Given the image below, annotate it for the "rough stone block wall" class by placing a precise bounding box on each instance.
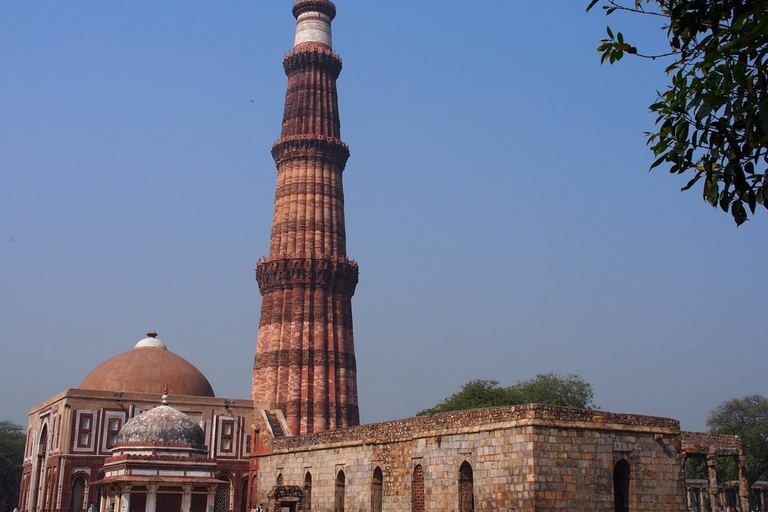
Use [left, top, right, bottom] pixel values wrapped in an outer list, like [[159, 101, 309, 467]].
[[252, 404, 687, 512], [532, 427, 686, 511]]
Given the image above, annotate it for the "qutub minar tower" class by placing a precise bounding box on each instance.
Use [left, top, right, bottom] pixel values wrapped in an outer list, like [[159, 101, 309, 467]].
[[252, 0, 360, 436]]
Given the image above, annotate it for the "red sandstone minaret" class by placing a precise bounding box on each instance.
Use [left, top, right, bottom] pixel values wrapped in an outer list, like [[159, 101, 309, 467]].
[[252, 0, 359, 435]]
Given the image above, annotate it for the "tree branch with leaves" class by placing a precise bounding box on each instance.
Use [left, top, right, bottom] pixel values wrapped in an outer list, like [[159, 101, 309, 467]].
[[588, 0, 768, 225]]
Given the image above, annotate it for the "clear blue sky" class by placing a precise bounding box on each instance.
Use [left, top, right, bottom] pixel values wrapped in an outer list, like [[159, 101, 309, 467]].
[[1, 1, 765, 432]]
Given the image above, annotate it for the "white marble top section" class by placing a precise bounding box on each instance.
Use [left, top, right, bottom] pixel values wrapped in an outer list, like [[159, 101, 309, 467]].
[[295, 11, 332, 47]]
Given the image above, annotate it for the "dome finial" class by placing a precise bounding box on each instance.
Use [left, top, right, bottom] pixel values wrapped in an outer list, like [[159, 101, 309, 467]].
[[162, 384, 169, 405], [135, 331, 167, 349]]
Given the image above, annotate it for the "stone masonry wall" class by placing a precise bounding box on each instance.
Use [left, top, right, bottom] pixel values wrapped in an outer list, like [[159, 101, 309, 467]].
[[253, 404, 687, 512], [532, 426, 686, 511]]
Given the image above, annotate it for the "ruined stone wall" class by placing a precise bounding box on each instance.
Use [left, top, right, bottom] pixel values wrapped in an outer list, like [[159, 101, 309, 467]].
[[253, 404, 687, 512]]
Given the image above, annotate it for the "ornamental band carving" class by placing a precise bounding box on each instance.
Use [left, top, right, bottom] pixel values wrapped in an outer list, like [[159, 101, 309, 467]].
[[254, 348, 357, 372], [283, 46, 342, 79], [256, 256, 358, 294], [272, 136, 349, 167]]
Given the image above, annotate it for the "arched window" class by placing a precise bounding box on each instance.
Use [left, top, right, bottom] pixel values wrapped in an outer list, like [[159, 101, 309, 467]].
[[458, 461, 474, 512], [371, 467, 383, 512], [614, 459, 630, 512], [334, 470, 345, 512], [303, 472, 312, 512], [411, 465, 424, 512], [276, 473, 284, 486], [70, 475, 87, 512], [214, 475, 231, 512]]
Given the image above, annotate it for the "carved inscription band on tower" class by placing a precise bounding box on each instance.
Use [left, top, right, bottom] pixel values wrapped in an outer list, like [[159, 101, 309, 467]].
[[252, 0, 360, 436]]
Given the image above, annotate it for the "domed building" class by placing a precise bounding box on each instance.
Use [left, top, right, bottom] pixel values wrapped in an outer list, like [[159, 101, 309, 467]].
[[19, 333, 253, 512], [96, 399, 222, 512]]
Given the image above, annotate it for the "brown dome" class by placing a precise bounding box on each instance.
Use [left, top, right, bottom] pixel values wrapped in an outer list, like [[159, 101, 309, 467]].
[[79, 333, 215, 397]]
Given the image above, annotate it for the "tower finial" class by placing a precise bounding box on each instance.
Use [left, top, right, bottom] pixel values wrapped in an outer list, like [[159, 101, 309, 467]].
[[162, 384, 169, 405]]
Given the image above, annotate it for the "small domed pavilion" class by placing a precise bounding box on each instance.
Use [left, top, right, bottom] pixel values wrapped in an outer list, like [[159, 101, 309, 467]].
[[96, 395, 222, 512], [19, 332, 254, 512]]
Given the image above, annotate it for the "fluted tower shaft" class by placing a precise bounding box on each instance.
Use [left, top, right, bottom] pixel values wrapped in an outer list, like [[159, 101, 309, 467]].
[[252, 0, 359, 435]]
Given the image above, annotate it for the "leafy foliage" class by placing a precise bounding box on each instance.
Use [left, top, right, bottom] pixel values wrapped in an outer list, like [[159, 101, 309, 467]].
[[707, 394, 768, 484], [0, 421, 25, 508], [416, 373, 596, 416], [587, 0, 768, 225]]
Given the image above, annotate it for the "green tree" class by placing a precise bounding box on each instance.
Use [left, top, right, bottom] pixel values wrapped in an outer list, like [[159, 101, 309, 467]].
[[417, 373, 597, 416], [706, 394, 768, 485], [0, 421, 25, 508], [510, 372, 596, 409], [587, 0, 768, 225]]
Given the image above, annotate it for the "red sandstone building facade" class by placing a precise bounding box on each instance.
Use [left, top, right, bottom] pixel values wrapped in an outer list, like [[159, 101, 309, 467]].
[[19, 334, 252, 512]]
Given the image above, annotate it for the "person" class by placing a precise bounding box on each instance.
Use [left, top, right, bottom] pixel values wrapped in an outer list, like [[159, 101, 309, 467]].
[[87, 503, 95, 512], [256, 505, 263, 512], [12, 507, 20, 512]]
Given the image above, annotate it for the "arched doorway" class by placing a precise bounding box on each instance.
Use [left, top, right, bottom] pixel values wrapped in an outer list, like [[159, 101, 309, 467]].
[[334, 470, 345, 512], [371, 467, 383, 512], [614, 459, 630, 512], [458, 461, 474, 512], [240, 478, 248, 512], [70, 475, 87, 512], [303, 473, 312, 512]]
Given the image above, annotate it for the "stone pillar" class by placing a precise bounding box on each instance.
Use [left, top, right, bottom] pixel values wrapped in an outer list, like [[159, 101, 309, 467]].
[[708, 455, 720, 512], [181, 485, 193, 512], [206, 488, 216, 512], [737, 455, 750, 512], [145, 485, 158, 512], [119, 486, 132, 512]]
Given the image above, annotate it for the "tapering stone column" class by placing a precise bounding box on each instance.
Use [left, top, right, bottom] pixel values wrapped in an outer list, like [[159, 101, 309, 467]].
[[252, 0, 360, 436]]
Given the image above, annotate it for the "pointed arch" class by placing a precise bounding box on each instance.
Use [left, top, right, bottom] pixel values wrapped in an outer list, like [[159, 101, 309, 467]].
[[214, 475, 231, 512], [371, 467, 383, 512], [334, 469, 345, 512], [240, 477, 248, 512], [70, 475, 87, 512], [32, 424, 49, 512], [411, 465, 424, 512], [458, 461, 474, 512], [303, 472, 312, 512], [614, 459, 630, 512]]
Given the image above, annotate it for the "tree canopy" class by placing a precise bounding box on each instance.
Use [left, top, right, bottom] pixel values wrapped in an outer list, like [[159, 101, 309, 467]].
[[0, 421, 25, 509], [587, 0, 768, 225], [416, 373, 597, 416], [707, 394, 768, 485]]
